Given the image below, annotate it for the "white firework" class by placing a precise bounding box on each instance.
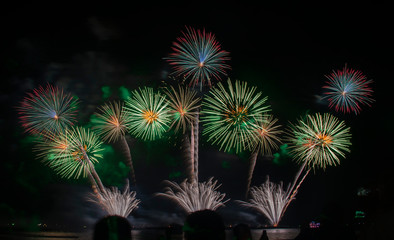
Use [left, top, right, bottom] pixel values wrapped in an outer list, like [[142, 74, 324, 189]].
[[156, 177, 229, 213], [238, 177, 293, 227], [89, 180, 140, 217]]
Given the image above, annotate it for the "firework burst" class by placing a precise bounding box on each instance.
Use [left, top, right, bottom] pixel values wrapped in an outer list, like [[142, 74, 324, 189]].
[[238, 177, 291, 227], [36, 126, 104, 180], [124, 87, 170, 141], [18, 84, 78, 135], [163, 85, 201, 133], [323, 65, 374, 114], [201, 79, 270, 153], [156, 178, 229, 213], [249, 114, 283, 155], [165, 26, 231, 87], [92, 101, 129, 143], [286, 113, 351, 169], [88, 180, 140, 217]]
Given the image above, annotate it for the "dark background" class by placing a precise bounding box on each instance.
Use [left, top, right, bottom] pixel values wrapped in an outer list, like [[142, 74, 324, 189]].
[[1, 2, 392, 236]]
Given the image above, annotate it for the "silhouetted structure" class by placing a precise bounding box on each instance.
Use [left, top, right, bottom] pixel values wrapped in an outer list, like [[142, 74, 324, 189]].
[[183, 209, 225, 240], [93, 215, 132, 240], [233, 223, 252, 240], [260, 230, 269, 240]]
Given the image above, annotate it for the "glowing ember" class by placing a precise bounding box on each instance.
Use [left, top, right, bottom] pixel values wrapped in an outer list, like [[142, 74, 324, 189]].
[[143, 110, 159, 124], [109, 116, 120, 127], [317, 133, 332, 146], [227, 106, 249, 125]]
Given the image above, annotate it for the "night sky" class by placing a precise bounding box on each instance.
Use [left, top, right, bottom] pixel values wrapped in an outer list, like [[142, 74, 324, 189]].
[[1, 2, 393, 233]]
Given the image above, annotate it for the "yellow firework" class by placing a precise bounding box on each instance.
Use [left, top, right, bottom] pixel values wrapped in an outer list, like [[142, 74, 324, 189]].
[[92, 101, 129, 143], [163, 85, 201, 133]]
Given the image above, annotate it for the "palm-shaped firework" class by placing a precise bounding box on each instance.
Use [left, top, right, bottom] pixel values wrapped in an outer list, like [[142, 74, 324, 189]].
[[36, 126, 105, 193], [164, 85, 201, 183], [201, 79, 270, 153], [92, 101, 136, 185], [36, 125, 141, 217], [156, 177, 229, 214], [323, 65, 374, 114], [18, 84, 78, 135], [245, 114, 282, 198], [124, 87, 171, 141], [165, 26, 231, 88], [240, 113, 351, 227], [277, 113, 351, 225], [160, 27, 231, 211]]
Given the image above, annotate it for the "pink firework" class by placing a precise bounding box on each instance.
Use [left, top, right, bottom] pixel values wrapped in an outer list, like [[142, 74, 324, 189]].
[[166, 26, 231, 87], [323, 65, 374, 114]]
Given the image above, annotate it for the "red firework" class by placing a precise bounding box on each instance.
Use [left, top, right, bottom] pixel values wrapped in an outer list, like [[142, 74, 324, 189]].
[[166, 26, 231, 87]]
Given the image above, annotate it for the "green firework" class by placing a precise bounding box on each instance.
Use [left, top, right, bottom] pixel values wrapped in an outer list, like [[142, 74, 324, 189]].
[[201, 79, 270, 153], [124, 87, 170, 141], [286, 112, 351, 169], [163, 85, 201, 133], [92, 101, 129, 143], [36, 126, 104, 179]]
